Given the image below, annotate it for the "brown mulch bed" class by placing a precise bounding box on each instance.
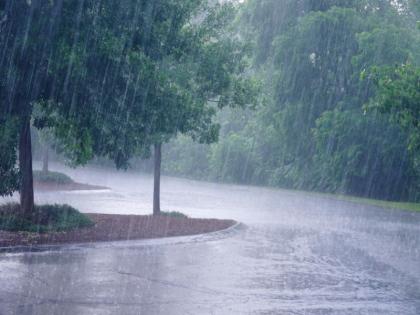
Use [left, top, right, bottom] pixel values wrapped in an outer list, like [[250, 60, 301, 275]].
[[34, 181, 108, 191], [0, 213, 236, 248]]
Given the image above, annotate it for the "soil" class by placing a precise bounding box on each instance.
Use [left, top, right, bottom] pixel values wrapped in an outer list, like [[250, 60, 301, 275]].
[[0, 213, 236, 248]]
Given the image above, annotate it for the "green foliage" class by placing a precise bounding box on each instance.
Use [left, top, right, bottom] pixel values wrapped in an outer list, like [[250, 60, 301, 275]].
[[240, 0, 398, 64], [33, 171, 73, 185], [246, 0, 420, 200], [2, 0, 419, 204], [1, 1, 87, 198], [0, 203, 94, 233], [36, 0, 258, 169], [160, 211, 188, 219], [313, 109, 417, 200], [1, 0, 258, 199], [326, 194, 420, 212], [0, 118, 20, 196], [163, 135, 211, 179], [368, 64, 420, 153], [209, 131, 256, 183], [165, 0, 420, 202]]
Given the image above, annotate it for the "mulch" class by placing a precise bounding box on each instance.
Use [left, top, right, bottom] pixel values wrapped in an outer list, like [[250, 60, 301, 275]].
[[0, 213, 236, 248]]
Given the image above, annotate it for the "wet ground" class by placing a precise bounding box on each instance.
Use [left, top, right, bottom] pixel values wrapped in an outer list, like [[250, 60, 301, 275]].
[[1, 164, 420, 314]]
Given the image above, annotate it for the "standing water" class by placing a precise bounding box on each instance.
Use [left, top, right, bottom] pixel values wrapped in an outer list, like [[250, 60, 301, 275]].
[[1, 164, 419, 314]]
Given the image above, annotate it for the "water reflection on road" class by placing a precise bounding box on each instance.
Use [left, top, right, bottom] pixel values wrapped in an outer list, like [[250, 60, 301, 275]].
[[1, 164, 420, 314]]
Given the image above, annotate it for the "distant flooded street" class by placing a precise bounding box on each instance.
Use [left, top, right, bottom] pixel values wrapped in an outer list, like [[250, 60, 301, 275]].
[[0, 164, 419, 314]]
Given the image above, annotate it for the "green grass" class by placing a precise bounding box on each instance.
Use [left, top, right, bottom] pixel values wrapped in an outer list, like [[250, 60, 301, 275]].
[[33, 170, 73, 184], [317, 193, 420, 212], [334, 195, 420, 212], [0, 203, 94, 233], [160, 211, 188, 218]]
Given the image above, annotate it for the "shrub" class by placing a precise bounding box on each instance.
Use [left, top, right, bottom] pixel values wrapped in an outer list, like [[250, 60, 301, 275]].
[[160, 211, 188, 218], [33, 170, 73, 184], [0, 203, 94, 233]]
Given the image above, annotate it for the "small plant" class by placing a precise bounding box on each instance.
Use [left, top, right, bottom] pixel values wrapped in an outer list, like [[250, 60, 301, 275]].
[[0, 203, 94, 233], [160, 211, 188, 218], [33, 170, 73, 184]]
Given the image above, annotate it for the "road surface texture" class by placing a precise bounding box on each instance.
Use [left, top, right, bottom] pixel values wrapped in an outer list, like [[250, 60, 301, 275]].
[[1, 164, 419, 314]]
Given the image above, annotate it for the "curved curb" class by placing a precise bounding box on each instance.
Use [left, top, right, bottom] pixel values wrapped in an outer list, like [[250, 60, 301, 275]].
[[0, 220, 245, 255]]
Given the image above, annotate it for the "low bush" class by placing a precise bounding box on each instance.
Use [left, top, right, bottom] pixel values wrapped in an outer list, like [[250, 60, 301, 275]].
[[33, 171, 73, 184], [160, 211, 188, 218], [0, 203, 94, 233]]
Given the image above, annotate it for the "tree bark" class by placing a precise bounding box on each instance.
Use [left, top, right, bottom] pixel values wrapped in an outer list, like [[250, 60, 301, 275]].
[[153, 143, 162, 215], [19, 119, 34, 217], [42, 146, 49, 174]]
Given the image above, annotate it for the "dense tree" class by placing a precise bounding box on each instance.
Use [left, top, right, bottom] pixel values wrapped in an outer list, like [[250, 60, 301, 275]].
[[0, 119, 19, 196], [313, 109, 417, 200], [163, 0, 420, 202], [0, 1, 65, 215], [368, 64, 420, 152], [1, 0, 128, 215], [38, 1, 258, 214], [0, 0, 257, 216]]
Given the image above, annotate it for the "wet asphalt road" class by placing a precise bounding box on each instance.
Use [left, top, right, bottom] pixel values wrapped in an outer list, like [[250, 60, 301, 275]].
[[1, 164, 420, 314]]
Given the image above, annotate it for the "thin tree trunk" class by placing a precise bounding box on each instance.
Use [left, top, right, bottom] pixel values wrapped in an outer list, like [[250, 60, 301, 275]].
[[42, 146, 49, 174], [19, 119, 34, 217], [153, 143, 162, 215]]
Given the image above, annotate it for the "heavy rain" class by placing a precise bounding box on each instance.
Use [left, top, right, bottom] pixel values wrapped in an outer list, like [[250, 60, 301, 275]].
[[0, 0, 419, 314]]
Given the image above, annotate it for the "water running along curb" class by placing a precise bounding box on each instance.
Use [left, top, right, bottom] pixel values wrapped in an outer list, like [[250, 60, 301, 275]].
[[0, 220, 244, 254]]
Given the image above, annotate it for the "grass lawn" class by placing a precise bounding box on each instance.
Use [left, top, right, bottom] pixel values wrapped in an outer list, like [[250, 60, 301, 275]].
[[0, 203, 94, 233], [323, 193, 420, 212]]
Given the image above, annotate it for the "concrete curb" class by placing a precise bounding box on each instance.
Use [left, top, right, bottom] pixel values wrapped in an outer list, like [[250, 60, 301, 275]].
[[0, 220, 244, 254]]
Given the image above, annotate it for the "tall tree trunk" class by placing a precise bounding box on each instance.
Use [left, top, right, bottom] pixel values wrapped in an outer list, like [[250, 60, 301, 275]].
[[19, 119, 34, 217], [153, 143, 162, 215], [42, 146, 49, 174]]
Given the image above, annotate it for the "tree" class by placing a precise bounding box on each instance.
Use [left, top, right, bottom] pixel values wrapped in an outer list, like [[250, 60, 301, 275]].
[[34, 1, 258, 215], [1, 0, 150, 215], [0, 1, 64, 216], [132, 0, 420, 202], [34, 128, 56, 174], [313, 108, 417, 200], [145, 3, 259, 214], [160, 0, 420, 201], [0, 119, 20, 196], [368, 64, 420, 154]]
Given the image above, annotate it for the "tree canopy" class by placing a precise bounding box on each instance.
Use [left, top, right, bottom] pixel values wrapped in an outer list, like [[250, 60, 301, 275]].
[[163, 0, 420, 202], [0, 0, 257, 214]]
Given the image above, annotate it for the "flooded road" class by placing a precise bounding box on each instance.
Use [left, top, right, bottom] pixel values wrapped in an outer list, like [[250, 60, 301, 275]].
[[1, 164, 420, 314]]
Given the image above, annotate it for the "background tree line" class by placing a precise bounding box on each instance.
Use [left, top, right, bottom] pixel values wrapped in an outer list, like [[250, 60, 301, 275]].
[[162, 0, 420, 202]]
